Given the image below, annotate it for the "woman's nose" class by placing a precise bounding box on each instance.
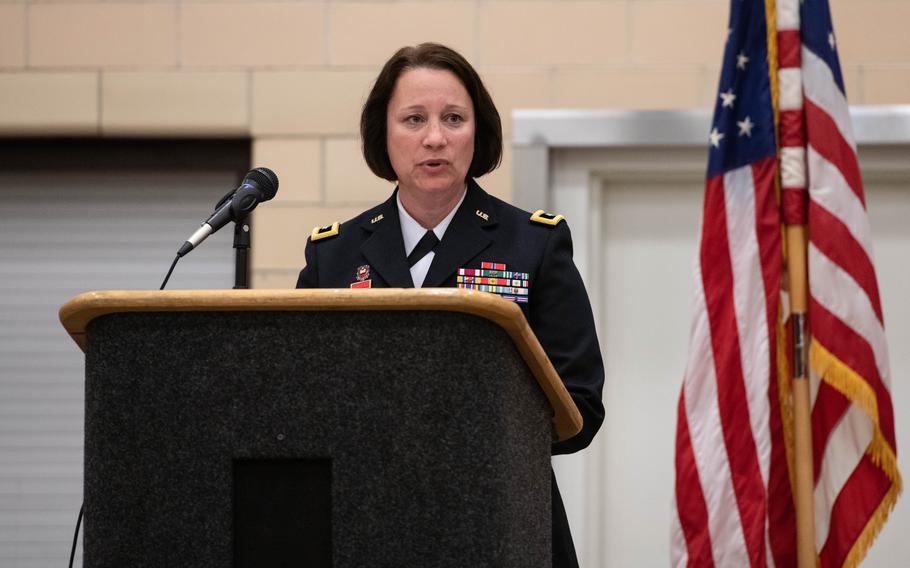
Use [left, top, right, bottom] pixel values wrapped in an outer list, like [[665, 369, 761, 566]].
[[422, 120, 447, 147]]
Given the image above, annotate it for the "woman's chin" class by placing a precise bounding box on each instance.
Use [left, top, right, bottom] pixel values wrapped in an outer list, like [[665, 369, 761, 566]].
[[403, 179, 465, 199]]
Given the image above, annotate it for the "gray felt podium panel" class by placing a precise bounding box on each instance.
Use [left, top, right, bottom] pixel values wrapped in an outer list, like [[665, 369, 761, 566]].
[[81, 309, 553, 567]]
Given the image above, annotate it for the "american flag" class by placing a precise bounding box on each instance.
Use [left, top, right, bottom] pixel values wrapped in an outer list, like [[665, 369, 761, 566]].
[[671, 0, 901, 566]]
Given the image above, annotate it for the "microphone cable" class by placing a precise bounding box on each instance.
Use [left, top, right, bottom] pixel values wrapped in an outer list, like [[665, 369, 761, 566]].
[[68, 503, 83, 568], [160, 255, 180, 290], [68, 168, 277, 562], [159, 184, 231, 290], [68, 228, 176, 567], [71, 208, 181, 565]]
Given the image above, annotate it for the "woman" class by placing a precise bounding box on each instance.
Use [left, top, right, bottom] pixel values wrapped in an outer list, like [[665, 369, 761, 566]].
[[297, 43, 604, 567]]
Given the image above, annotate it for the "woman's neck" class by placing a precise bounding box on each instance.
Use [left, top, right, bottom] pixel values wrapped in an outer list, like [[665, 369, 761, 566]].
[[398, 183, 467, 229]]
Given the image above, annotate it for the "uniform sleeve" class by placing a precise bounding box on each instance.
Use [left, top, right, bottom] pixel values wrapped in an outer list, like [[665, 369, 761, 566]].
[[529, 221, 605, 455], [295, 238, 318, 289]]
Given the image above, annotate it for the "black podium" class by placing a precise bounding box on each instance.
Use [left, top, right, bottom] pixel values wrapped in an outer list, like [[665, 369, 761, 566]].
[[60, 289, 582, 567]]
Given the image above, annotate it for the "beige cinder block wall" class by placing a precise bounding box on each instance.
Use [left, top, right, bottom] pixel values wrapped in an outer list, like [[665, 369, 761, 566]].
[[1, 0, 908, 288]]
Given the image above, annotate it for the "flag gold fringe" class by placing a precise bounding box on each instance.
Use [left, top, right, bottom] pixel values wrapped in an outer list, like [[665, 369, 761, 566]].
[[765, 0, 780, 142], [777, 308, 798, 504], [843, 483, 902, 568], [809, 338, 901, 481], [769, 0, 793, 502], [809, 337, 903, 568], [810, 338, 879, 421]]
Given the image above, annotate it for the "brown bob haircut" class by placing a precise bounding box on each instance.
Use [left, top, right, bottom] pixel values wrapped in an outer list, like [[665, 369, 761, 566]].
[[361, 43, 503, 182]]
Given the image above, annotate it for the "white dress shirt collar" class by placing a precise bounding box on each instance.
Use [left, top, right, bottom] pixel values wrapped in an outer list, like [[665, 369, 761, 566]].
[[397, 186, 467, 287]]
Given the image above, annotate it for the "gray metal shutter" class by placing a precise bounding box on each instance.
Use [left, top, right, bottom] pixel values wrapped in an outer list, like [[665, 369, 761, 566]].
[[0, 170, 238, 567]]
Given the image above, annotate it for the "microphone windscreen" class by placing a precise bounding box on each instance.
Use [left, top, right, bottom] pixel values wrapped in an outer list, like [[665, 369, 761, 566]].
[[246, 167, 279, 200]]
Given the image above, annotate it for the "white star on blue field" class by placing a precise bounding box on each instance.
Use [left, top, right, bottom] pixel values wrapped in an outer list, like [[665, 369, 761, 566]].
[[707, 0, 776, 178]]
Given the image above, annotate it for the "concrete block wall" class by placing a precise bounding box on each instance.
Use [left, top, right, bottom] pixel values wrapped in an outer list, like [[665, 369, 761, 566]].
[[0, 0, 908, 287]]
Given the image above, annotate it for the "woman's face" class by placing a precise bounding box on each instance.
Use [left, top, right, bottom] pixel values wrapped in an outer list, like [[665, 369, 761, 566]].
[[386, 67, 475, 201]]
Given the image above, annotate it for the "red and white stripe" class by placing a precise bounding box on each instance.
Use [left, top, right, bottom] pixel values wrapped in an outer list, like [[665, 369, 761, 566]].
[[673, 154, 786, 567], [777, 0, 808, 226], [673, 0, 803, 563], [672, 0, 900, 564], [803, 30, 900, 568]]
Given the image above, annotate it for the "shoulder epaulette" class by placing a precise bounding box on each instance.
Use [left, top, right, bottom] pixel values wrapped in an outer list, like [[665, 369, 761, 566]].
[[311, 221, 340, 242], [530, 210, 565, 226]]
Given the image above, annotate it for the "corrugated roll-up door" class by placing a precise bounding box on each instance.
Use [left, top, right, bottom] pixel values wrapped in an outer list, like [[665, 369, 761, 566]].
[[0, 170, 239, 567]]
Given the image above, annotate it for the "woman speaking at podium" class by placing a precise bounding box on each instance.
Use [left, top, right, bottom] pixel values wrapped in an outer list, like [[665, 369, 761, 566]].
[[296, 43, 604, 567]]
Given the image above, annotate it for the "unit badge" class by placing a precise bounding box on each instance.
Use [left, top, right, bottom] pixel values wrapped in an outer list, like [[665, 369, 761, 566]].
[[351, 264, 372, 288], [457, 262, 529, 303]]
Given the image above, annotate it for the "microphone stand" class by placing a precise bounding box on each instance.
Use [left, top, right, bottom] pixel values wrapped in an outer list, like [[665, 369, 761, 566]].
[[233, 217, 251, 289]]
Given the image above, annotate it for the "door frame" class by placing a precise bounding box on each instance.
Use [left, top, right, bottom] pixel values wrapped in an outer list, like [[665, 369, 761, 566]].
[[510, 106, 910, 565]]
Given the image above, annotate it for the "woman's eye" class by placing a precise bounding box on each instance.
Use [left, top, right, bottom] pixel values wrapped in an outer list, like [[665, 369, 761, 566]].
[[405, 115, 423, 124], [445, 114, 463, 124]]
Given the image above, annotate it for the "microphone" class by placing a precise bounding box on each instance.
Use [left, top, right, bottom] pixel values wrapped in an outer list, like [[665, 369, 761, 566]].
[[177, 167, 279, 257]]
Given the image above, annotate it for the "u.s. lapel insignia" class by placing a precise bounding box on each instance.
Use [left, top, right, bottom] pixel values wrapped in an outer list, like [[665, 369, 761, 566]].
[[370, 214, 384, 224], [351, 264, 372, 288], [475, 209, 489, 221], [456, 262, 529, 303]]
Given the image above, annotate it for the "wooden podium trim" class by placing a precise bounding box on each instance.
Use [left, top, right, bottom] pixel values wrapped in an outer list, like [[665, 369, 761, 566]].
[[60, 289, 583, 441]]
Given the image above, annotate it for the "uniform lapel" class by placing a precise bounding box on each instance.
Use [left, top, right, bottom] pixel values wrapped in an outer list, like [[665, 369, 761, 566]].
[[422, 181, 496, 288], [360, 192, 414, 288]]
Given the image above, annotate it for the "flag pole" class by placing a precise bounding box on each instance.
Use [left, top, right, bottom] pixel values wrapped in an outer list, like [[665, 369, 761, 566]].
[[769, 0, 816, 559], [785, 223, 816, 567]]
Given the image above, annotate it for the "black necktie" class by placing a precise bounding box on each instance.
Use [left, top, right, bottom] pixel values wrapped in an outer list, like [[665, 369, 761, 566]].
[[407, 230, 439, 267]]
